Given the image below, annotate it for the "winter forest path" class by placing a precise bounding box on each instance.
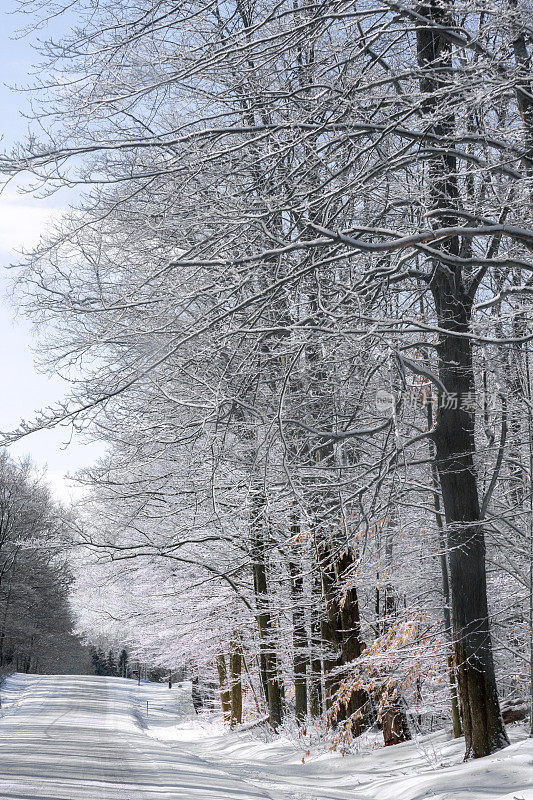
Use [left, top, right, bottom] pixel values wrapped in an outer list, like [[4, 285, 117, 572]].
[[0, 674, 271, 800]]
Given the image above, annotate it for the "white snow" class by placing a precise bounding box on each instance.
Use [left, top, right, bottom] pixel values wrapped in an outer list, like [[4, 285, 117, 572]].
[[0, 674, 269, 799], [0, 673, 532, 800]]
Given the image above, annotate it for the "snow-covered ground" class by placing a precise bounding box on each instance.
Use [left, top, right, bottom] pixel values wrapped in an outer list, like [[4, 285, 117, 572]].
[[0, 673, 269, 799], [0, 674, 531, 800]]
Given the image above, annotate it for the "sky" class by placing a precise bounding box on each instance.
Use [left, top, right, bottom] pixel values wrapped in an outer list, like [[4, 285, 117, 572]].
[[0, 1, 105, 502]]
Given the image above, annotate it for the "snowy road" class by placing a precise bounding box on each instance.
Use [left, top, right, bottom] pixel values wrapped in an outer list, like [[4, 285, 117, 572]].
[[1, 674, 532, 800], [0, 674, 270, 800]]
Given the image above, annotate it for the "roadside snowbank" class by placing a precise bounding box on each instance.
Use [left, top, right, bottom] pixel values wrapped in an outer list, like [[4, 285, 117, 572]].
[[133, 680, 533, 800]]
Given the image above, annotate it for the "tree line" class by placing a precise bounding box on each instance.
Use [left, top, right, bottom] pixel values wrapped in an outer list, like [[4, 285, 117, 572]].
[[0, 452, 87, 676], [90, 648, 129, 678]]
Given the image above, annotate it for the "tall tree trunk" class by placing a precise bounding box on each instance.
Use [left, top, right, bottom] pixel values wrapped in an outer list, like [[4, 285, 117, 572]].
[[289, 523, 308, 723], [309, 574, 324, 717], [215, 653, 232, 724], [318, 542, 369, 733], [416, 0, 508, 758], [251, 490, 283, 730], [319, 545, 342, 716], [335, 549, 370, 734], [229, 640, 243, 727], [433, 305, 508, 757], [508, 0, 533, 213], [427, 394, 462, 739], [379, 522, 411, 746]]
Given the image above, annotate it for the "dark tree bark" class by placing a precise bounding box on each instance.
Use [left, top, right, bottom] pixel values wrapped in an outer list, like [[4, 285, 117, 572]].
[[381, 689, 412, 747], [215, 653, 232, 724], [416, 0, 509, 758], [251, 491, 283, 730], [378, 523, 411, 746], [509, 0, 533, 211], [432, 306, 508, 757], [289, 544, 308, 723], [319, 544, 342, 716], [309, 573, 324, 717], [318, 542, 369, 734], [229, 640, 243, 727], [335, 550, 370, 734], [427, 394, 462, 739]]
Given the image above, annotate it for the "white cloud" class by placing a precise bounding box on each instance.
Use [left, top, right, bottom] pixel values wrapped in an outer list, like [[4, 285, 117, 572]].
[[0, 190, 62, 256], [45, 471, 90, 506]]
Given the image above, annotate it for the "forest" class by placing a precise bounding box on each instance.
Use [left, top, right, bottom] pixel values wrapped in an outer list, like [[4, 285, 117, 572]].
[[0, 452, 87, 676], [1, 0, 533, 765]]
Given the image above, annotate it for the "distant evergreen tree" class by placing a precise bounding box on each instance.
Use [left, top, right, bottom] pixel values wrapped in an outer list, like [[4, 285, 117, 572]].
[[89, 646, 131, 677], [90, 647, 100, 674], [118, 648, 128, 677], [96, 648, 107, 675], [106, 650, 118, 676], [90, 647, 107, 675]]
